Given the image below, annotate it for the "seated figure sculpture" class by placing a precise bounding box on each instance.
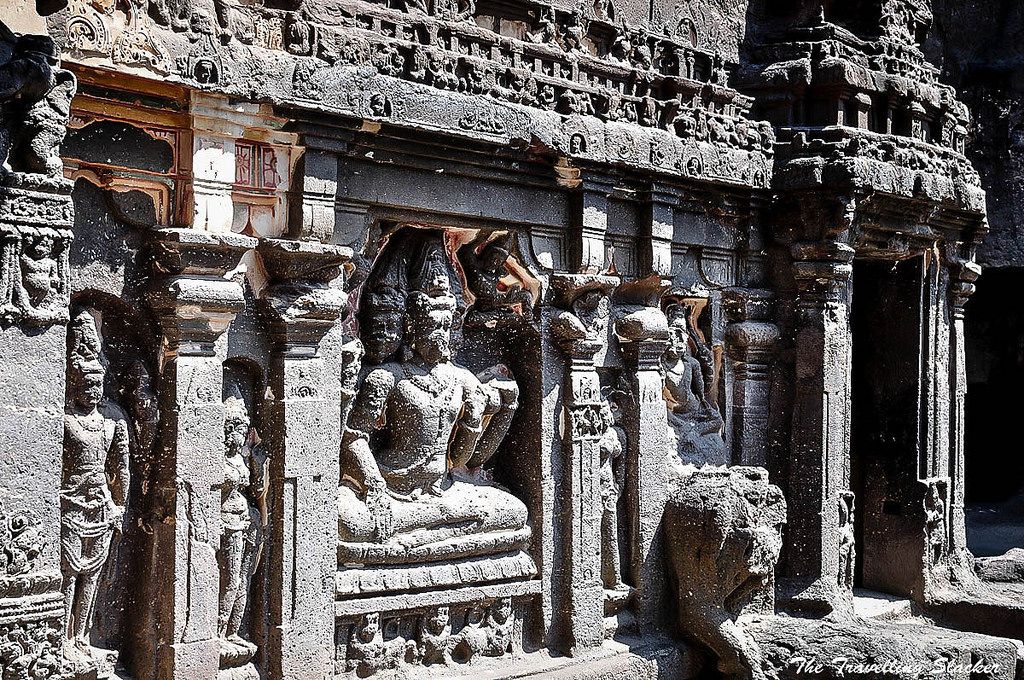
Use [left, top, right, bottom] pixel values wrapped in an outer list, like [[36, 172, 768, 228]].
[[338, 238, 529, 567], [663, 301, 727, 467]]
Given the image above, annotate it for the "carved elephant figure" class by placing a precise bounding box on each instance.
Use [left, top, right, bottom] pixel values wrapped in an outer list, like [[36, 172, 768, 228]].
[[665, 466, 786, 680]]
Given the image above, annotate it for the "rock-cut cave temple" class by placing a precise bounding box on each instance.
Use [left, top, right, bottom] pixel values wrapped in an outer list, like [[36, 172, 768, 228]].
[[0, 0, 1023, 678]]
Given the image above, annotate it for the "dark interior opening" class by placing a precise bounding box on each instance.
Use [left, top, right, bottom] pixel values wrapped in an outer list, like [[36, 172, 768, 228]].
[[964, 268, 1024, 557], [851, 256, 924, 593]]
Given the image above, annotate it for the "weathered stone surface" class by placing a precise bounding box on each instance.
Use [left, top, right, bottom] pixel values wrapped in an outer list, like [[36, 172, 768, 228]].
[[0, 0, 1022, 679]]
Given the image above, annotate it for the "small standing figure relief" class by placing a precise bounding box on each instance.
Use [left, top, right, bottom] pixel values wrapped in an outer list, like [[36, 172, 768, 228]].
[[19, 233, 60, 309], [61, 310, 130, 679], [837, 491, 856, 590], [347, 613, 385, 676], [483, 597, 514, 656], [598, 397, 629, 597], [7, 229, 69, 326], [217, 389, 268, 675], [925, 481, 947, 566], [347, 613, 405, 675], [662, 302, 726, 468], [458, 232, 532, 327], [418, 606, 453, 665]]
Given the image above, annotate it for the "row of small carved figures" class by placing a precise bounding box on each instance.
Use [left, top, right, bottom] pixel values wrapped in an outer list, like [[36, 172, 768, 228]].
[[786, 132, 981, 185], [294, 33, 773, 151], [342, 599, 514, 674], [298, 8, 733, 89], [758, 37, 944, 90], [0, 620, 61, 678], [189, 0, 733, 95]]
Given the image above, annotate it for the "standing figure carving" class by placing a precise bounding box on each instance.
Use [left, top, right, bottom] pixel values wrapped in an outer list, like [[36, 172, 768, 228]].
[[218, 388, 267, 677], [837, 491, 856, 589], [61, 309, 129, 678], [598, 395, 628, 594], [338, 230, 529, 564], [925, 480, 947, 567], [663, 302, 726, 467]]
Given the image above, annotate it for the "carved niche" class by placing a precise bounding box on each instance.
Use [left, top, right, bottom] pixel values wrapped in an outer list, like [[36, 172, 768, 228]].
[[62, 308, 131, 679], [335, 226, 537, 675], [662, 296, 726, 468]]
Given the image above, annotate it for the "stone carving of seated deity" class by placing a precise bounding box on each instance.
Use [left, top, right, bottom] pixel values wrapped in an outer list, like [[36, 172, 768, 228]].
[[663, 301, 727, 468], [338, 263, 528, 565]]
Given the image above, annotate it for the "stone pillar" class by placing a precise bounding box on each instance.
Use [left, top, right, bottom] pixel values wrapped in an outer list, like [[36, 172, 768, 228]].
[[572, 176, 614, 274], [782, 238, 854, 615], [143, 229, 253, 680], [640, 184, 676, 277], [550, 274, 617, 655], [613, 291, 671, 628], [946, 250, 980, 561], [257, 238, 350, 680], [723, 288, 779, 468], [0, 176, 74, 677]]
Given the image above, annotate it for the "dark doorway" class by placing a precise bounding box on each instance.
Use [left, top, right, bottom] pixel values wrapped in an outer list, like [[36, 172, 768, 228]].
[[964, 268, 1024, 557], [850, 256, 924, 593]]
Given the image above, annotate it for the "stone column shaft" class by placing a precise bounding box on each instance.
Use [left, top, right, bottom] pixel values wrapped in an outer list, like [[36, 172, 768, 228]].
[[615, 304, 671, 627], [550, 274, 617, 655], [143, 230, 252, 680], [258, 239, 350, 680], [947, 255, 980, 558], [783, 240, 854, 614]]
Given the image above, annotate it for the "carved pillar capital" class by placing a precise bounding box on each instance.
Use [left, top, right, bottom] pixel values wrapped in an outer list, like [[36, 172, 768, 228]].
[[549, 273, 618, 362], [615, 307, 670, 367], [723, 288, 780, 363], [723, 288, 779, 469], [945, 253, 981, 317], [256, 238, 351, 352], [614, 275, 672, 367], [144, 229, 253, 353]]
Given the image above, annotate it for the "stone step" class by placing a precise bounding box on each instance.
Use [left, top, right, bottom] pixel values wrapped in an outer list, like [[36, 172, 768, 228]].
[[853, 588, 916, 622]]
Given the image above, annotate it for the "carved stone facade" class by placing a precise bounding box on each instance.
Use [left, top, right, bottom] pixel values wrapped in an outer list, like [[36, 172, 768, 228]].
[[0, 0, 1021, 679]]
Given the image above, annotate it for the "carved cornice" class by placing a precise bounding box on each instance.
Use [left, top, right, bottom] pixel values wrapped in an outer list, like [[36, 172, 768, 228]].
[[52, 0, 774, 189]]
